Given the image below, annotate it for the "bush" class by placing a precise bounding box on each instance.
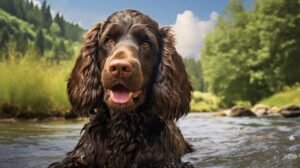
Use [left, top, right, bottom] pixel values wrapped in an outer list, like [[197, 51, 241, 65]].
[[190, 91, 221, 112]]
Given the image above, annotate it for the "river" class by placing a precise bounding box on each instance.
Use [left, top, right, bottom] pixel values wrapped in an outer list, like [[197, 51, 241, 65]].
[[0, 113, 299, 168]]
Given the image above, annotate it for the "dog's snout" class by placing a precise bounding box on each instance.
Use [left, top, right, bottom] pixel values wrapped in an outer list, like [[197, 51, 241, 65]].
[[107, 43, 138, 78], [108, 59, 133, 78]]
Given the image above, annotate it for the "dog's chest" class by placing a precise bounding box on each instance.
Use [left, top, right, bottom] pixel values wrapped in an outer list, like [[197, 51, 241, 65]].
[[95, 114, 164, 167]]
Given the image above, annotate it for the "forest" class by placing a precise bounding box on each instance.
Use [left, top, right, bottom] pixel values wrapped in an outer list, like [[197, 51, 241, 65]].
[[201, 0, 300, 106], [0, 0, 83, 61], [0, 0, 299, 118]]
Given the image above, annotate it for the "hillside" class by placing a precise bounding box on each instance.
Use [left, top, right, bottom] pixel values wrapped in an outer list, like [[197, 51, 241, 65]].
[[0, 9, 35, 39], [0, 0, 84, 61], [0, 0, 84, 41], [259, 84, 300, 107]]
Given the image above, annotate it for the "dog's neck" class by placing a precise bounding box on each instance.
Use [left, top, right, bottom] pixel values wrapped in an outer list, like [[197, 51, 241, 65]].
[[90, 107, 165, 136], [85, 107, 166, 166]]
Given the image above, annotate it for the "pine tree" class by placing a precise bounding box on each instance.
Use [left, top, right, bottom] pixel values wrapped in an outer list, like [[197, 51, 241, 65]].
[[16, 33, 28, 54], [53, 39, 66, 64], [54, 13, 65, 37], [41, 1, 52, 28], [0, 28, 10, 47], [35, 29, 45, 56]]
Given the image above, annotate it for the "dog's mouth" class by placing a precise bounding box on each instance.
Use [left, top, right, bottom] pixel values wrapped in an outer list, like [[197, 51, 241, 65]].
[[108, 84, 142, 104], [103, 82, 144, 112]]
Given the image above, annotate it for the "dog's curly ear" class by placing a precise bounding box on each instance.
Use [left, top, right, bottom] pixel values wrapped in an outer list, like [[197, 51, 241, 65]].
[[67, 23, 103, 117], [153, 27, 192, 121]]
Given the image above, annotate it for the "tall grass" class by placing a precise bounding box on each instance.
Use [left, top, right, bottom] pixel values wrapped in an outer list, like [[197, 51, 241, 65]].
[[259, 83, 300, 107], [0, 49, 74, 117]]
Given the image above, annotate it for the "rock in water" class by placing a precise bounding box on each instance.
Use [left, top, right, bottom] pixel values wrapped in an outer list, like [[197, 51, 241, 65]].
[[279, 105, 300, 118], [251, 104, 272, 116], [228, 106, 256, 117]]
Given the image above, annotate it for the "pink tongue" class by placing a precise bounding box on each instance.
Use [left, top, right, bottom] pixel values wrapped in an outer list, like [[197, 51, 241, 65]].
[[111, 90, 131, 103]]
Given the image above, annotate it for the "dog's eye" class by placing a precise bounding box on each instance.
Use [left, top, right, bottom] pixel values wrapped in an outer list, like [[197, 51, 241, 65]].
[[141, 42, 150, 50], [105, 38, 115, 47]]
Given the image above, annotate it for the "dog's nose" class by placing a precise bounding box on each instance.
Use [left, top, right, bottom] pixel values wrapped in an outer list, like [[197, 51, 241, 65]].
[[108, 59, 133, 78]]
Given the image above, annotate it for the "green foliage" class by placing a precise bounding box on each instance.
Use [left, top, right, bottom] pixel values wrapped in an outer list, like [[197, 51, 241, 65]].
[[0, 8, 80, 62], [260, 83, 300, 107], [35, 29, 45, 56], [184, 58, 205, 91], [41, 1, 52, 28], [0, 0, 84, 41], [0, 0, 84, 62], [201, 0, 300, 105], [50, 21, 61, 36], [190, 91, 220, 112], [0, 47, 74, 117]]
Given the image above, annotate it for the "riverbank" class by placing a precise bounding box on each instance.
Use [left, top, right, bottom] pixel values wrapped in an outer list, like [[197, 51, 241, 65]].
[[0, 102, 77, 120], [1, 103, 300, 120], [259, 84, 300, 107], [191, 84, 300, 114], [1, 85, 299, 119], [213, 104, 300, 118]]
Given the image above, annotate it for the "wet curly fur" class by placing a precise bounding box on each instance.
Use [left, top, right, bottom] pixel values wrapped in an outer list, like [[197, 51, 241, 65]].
[[49, 10, 194, 168]]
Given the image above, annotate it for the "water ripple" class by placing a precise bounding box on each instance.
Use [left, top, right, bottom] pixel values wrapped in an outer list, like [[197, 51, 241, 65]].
[[1, 114, 300, 168]]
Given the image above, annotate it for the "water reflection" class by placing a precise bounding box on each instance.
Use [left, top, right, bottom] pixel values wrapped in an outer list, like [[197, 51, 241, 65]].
[[0, 114, 300, 168]]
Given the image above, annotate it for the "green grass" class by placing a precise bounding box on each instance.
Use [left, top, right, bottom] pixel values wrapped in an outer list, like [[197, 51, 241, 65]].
[[259, 84, 300, 107], [0, 8, 82, 118], [0, 52, 222, 116], [0, 51, 74, 118], [190, 91, 220, 112]]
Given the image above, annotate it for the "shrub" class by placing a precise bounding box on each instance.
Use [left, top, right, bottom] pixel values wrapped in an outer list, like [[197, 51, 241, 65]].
[[190, 91, 221, 112]]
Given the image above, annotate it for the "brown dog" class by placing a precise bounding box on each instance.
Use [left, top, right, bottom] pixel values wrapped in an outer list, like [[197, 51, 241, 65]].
[[49, 9, 194, 168]]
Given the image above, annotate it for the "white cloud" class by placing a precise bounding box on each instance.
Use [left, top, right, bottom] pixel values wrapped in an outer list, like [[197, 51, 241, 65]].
[[172, 10, 218, 59]]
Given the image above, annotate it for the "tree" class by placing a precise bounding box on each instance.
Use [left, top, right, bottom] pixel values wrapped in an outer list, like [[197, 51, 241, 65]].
[[184, 58, 205, 91], [201, 0, 300, 105], [252, 0, 300, 86], [0, 28, 10, 59], [0, 0, 84, 59], [202, 0, 253, 105], [35, 29, 45, 56], [54, 13, 65, 37], [16, 33, 29, 54], [52, 39, 66, 64], [50, 22, 61, 36], [0, 28, 10, 47], [41, 1, 52, 28]]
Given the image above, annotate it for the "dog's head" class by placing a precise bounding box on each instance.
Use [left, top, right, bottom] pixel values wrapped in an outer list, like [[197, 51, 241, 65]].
[[67, 10, 192, 120]]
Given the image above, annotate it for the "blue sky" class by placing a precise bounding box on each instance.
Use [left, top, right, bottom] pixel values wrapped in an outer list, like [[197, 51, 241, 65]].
[[31, 0, 253, 59], [38, 0, 229, 28]]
